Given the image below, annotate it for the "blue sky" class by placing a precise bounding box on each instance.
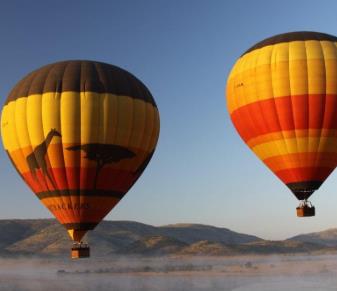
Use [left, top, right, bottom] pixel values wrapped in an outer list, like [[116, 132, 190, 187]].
[[1, 0, 337, 239]]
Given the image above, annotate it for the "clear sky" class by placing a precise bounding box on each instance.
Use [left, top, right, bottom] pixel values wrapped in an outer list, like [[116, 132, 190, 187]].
[[1, 0, 337, 240]]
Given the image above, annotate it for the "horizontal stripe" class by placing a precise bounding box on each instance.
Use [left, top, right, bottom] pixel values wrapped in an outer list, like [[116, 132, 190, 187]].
[[229, 41, 337, 77], [263, 152, 337, 172], [41, 195, 120, 207], [5, 60, 157, 107], [227, 79, 337, 114], [8, 143, 150, 172], [36, 189, 125, 199], [20, 166, 139, 194], [227, 38, 337, 113], [287, 181, 323, 200], [41, 196, 120, 225], [275, 166, 333, 184], [247, 129, 337, 148], [243, 31, 337, 56], [1, 93, 159, 150], [228, 57, 337, 84], [230, 95, 337, 142], [252, 137, 337, 160], [286, 180, 322, 192], [63, 223, 98, 230]]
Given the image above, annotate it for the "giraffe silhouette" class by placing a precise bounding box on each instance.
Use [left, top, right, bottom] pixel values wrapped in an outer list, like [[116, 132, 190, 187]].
[[26, 128, 62, 189]]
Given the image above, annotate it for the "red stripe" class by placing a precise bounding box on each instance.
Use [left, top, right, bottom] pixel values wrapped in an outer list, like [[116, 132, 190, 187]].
[[263, 152, 337, 171], [21, 167, 139, 193], [231, 94, 337, 142], [275, 166, 335, 184]]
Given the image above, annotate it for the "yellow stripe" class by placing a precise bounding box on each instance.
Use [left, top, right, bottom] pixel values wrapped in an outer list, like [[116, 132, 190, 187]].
[[227, 41, 337, 114], [227, 59, 337, 113], [1, 102, 19, 152], [252, 136, 337, 160], [246, 129, 337, 148], [1, 92, 159, 151], [235, 40, 337, 71]]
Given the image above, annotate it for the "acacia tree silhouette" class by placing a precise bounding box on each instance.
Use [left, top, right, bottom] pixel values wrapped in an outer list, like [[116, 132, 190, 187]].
[[67, 143, 136, 189]]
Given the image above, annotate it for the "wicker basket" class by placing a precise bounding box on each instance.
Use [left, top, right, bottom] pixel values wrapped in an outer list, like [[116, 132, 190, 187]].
[[296, 206, 315, 217], [71, 246, 90, 259]]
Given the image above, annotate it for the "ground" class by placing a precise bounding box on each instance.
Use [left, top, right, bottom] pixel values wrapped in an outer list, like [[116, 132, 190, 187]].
[[0, 254, 336, 290]]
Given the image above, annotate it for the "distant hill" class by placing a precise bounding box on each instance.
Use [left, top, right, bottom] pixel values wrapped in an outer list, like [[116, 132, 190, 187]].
[[0, 219, 336, 257], [158, 224, 260, 244], [121, 235, 188, 255], [289, 228, 337, 247]]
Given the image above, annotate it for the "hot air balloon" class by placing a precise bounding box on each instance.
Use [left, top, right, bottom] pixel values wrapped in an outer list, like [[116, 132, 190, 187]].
[[226, 31, 337, 217], [1, 60, 160, 257]]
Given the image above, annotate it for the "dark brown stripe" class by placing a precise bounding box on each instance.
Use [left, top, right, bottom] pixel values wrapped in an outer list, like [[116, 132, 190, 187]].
[[5, 60, 157, 107], [286, 181, 322, 200], [243, 31, 337, 56], [63, 223, 98, 230], [36, 189, 125, 199]]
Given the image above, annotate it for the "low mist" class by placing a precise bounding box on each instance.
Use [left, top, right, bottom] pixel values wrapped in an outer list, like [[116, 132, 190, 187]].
[[0, 254, 336, 290]]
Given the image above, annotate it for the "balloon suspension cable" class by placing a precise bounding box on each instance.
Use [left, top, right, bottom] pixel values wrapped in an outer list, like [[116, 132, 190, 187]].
[[296, 196, 315, 217], [298, 199, 314, 208], [73, 241, 89, 248]]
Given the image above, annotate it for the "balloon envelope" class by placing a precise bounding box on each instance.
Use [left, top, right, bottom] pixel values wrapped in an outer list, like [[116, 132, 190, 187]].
[[226, 31, 337, 201], [1, 60, 160, 242]]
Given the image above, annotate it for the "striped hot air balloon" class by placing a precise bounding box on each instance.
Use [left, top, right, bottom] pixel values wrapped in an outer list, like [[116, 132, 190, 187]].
[[1, 60, 160, 257], [226, 31, 337, 217]]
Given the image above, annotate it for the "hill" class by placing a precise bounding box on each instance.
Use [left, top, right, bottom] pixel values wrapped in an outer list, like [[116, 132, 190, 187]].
[[289, 228, 337, 247], [0, 219, 336, 257], [158, 223, 260, 244]]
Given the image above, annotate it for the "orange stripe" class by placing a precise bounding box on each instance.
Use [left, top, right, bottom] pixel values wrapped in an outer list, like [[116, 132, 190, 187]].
[[275, 166, 334, 184], [7, 143, 151, 173], [263, 152, 337, 172], [41, 196, 120, 225], [247, 129, 337, 148], [230, 94, 337, 143]]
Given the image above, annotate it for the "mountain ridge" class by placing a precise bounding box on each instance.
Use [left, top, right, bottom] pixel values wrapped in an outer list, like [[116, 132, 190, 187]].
[[0, 219, 336, 257]]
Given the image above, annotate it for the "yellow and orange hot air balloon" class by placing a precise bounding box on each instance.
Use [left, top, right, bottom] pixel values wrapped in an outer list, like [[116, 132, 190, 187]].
[[226, 31, 337, 217], [1, 60, 160, 257]]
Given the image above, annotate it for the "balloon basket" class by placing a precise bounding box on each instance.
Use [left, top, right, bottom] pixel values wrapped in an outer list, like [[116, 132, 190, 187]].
[[71, 242, 90, 259], [296, 201, 315, 217]]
